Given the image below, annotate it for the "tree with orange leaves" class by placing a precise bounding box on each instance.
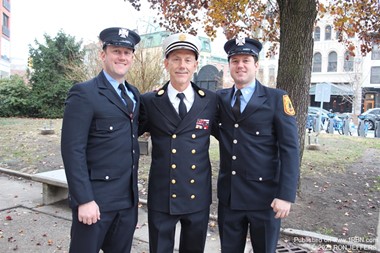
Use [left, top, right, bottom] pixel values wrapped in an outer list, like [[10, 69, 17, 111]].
[[125, 0, 380, 161]]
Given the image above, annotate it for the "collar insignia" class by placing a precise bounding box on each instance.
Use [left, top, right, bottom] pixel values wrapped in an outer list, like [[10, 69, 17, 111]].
[[198, 90, 205, 97], [157, 89, 165, 96]]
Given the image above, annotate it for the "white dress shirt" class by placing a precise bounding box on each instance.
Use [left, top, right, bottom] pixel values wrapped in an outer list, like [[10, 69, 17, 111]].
[[167, 83, 195, 114]]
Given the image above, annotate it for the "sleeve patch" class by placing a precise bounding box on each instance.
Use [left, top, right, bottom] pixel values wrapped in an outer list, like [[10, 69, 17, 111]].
[[283, 95, 295, 116]]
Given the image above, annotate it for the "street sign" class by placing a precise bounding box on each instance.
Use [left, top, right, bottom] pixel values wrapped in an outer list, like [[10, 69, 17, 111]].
[[315, 83, 331, 102]]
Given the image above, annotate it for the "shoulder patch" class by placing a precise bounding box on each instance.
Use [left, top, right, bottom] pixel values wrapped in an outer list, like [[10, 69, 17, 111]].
[[283, 95, 295, 116]]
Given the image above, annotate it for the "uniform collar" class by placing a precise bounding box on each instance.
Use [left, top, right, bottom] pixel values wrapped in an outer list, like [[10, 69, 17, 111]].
[[168, 82, 195, 102], [234, 80, 256, 101]]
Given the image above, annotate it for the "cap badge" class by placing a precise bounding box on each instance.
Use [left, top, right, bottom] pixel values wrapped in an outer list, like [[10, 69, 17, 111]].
[[179, 34, 187, 41], [119, 28, 129, 38], [236, 36, 245, 46]]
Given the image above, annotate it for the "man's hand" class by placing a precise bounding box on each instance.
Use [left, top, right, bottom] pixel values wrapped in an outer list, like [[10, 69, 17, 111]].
[[78, 201, 100, 225], [271, 198, 291, 219]]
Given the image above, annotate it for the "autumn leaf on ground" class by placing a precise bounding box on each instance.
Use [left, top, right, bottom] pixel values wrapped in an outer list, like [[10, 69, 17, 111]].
[[5, 216, 12, 220]]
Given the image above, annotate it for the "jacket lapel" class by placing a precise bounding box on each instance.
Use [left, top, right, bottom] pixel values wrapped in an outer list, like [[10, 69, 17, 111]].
[[239, 81, 267, 121], [176, 93, 210, 133], [96, 72, 132, 117], [219, 87, 235, 120], [151, 91, 181, 127]]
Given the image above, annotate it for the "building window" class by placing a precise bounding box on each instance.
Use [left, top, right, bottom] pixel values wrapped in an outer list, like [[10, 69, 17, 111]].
[[202, 41, 211, 52], [314, 27, 320, 41], [312, 53, 322, 72], [145, 36, 153, 47], [343, 51, 354, 72], [328, 51, 337, 72], [370, 67, 380, 83], [2, 14, 10, 37], [325, 25, 332, 40], [372, 44, 380, 60]]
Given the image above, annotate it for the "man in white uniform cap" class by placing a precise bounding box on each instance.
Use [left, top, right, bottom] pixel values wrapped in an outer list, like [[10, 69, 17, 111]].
[[139, 33, 218, 253]]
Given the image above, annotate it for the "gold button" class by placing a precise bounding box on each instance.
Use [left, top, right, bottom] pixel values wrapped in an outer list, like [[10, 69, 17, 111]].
[[233, 139, 238, 144], [171, 179, 176, 184], [172, 194, 177, 198], [191, 165, 196, 170], [171, 164, 177, 169], [105, 176, 110, 180], [232, 171, 236, 175], [256, 131, 260, 135], [259, 177, 263, 181], [172, 149, 177, 154], [190, 195, 195, 199], [109, 126, 113, 131], [234, 123, 239, 128], [191, 149, 196, 154], [190, 179, 195, 184], [232, 155, 237, 160], [172, 134, 177, 139], [192, 134, 196, 139]]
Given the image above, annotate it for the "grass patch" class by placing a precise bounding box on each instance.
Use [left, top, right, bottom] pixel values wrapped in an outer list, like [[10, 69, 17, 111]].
[[302, 133, 380, 176]]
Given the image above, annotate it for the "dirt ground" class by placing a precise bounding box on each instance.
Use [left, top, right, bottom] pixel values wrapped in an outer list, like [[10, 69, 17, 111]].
[[0, 118, 379, 250]]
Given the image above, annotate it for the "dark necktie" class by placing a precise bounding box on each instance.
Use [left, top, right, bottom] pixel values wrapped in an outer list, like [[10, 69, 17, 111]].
[[232, 89, 242, 119], [177, 93, 187, 119], [119, 83, 134, 115]]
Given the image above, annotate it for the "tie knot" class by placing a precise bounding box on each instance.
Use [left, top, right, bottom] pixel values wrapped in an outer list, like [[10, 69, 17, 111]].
[[235, 89, 242, 97], [119, 83, 126, 92], [177, 93, 185, 100]]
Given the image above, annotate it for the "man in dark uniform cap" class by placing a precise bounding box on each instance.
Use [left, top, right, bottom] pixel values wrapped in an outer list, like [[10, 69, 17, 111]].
[[139, 33, 218, 253], [216, 35, 300, 253], [61, 27, 141, 253]]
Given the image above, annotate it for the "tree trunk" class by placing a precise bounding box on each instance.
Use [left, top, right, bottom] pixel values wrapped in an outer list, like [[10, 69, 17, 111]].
[[276, 0, 317, 164]]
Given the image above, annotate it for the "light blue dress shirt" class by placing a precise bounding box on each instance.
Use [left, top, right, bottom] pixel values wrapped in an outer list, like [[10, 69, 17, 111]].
[[103, 70, 136, 110], [231, 80, 256, 113]]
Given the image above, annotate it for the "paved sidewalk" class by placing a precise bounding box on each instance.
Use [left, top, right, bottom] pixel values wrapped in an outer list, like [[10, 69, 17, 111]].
[[0, 172, 319, 253]]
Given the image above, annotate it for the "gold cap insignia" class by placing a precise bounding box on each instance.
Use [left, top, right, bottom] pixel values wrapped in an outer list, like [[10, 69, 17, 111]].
[[157, 89, 165, 96], [198, 90, 205, 97], [179, 34, 186, 41], [283, 95, 295, 116]]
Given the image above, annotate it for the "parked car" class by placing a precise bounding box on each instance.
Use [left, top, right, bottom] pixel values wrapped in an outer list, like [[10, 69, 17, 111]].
[[359, 108, 380, 130]]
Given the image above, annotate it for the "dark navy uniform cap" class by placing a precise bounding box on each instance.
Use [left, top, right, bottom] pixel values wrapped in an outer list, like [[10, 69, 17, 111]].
[[224, 36, 262, 58], [99, 27, 141, 50]]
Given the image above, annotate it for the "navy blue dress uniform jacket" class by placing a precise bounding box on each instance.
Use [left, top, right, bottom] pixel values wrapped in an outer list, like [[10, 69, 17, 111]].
[[139, 82, 218, 215], [61, 71, 140, 212], [216, 81, 300, 210]]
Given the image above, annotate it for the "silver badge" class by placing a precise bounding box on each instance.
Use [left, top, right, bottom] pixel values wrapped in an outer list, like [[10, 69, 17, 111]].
[[119, 28, 129, 38], [236, 35, 245, 46]]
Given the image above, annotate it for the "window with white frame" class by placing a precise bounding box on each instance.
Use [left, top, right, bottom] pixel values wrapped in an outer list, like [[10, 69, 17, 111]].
[[370, 67, 380, 83], [325, 25, 332, 40], [371, 44, 380, 60], [343, 51, 354, 72], [314, 27, 320, 41], [328, 51, 337, 72], [312, 53, 322, 72]]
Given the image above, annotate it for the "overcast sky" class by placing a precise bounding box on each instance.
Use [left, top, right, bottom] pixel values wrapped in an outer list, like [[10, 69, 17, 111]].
[[11, 0, 154, 63], [11, 0, 227, 65]]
